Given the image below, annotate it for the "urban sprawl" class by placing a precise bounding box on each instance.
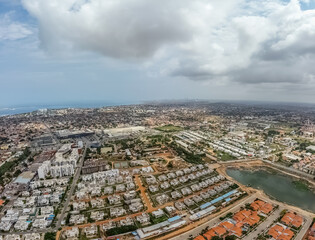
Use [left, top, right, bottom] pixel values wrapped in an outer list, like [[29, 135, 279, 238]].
[[0, 102, 315, 240]]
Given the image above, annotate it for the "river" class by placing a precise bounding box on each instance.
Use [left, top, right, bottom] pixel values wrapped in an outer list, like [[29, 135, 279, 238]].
[[226, 168, 315, 213]]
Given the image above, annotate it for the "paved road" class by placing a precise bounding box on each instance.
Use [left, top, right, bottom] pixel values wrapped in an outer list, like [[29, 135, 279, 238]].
[[296, 216, 313, 240], [169, 194, 258, 240], [262, 159, 315, 180], [55, 146, 87, 229], [242, 208, 281, 240], [169, 191, 315, 240]]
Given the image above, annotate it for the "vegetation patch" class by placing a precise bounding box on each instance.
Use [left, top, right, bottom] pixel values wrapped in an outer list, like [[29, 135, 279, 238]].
[[155, 125, 183, 132], [44, 232, 56, 240], [106, 225, 137, 236], [292, 180, 309, 191], [171, 144, 204, 164]]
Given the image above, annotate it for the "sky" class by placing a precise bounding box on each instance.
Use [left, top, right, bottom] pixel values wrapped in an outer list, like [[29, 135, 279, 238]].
[[1, 0, 315, 107]]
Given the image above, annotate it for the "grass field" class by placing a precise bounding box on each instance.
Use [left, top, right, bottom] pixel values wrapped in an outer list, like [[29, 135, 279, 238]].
[[155, 125, 183, 132], [218, 152, 236, 161]]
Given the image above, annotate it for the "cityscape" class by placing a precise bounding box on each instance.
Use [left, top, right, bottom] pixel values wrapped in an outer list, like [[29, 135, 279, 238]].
[[0, 102, 315, 240], [1, 0, 315, 240]]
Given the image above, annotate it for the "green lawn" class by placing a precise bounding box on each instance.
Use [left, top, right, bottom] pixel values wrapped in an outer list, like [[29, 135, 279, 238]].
[[219, 152, 236, 161]]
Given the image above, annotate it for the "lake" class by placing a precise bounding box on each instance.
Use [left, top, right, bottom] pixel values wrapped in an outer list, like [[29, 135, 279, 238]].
[[226, 168, 315, 213]]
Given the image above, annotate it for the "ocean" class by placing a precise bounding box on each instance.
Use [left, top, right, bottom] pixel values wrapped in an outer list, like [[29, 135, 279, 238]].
[[0, 101, 139, 116]]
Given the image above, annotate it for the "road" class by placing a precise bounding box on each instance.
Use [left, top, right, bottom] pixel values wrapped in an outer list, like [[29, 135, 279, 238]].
[[262, 159, 315, 181], [55, 145, 87, 229], [168, 189, 315, 240], [168, 194, 257, 240], [219, 158, 315, 182], [295, 216, 313, 240], [134, 175, 154, 212], [242, 208, 281, 240]]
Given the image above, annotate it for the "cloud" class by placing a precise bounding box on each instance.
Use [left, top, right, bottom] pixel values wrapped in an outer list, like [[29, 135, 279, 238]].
[[21, 0, 198, 59], [21, 0, 315, 87], [0, 13, 32, 40]]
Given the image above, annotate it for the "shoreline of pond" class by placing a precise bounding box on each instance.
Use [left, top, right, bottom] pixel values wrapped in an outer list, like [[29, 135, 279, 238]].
[[225, 166, 315, 213]]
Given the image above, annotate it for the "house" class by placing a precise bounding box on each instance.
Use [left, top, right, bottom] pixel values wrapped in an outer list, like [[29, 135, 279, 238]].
[[3, 235, 20, 240], [32, 219, 48, 229], [167, 172, 176, 179], [152, 209, 165, 218], [90, 211, 105, 221], [136, 213, 150, 225], [250, 200, 273, 215], [170, 179, 179, 186], [69, 214, 85, 225], [208, 189, 217, 196], [149, 185, 159, 193], [126, 182, 136, 190], [83, 225, 98, 238], [268, 223, 294, 240], [181, 187, 192, 196], [200, 191, 210, 200], [115, 184, 126, 193], [184, 198, 195, 207], [188, 173, 196, 180], [123, 190, 137, 200], [23, 233, 41, 240], [14, 221, 30, 231], [103, 186, 114, 195], [63, 227, 79, 239], [158, 174, 168, 182], [160, 181, 170, 189], [110, 207, 126, 217], [191, 184, 201, 192], [179, 176, 188, 183], [73, 201, 88, 211], [91, 199, 104, 208], [90, 187, 102, 197], [129, 201, 144, 213], [165, 206, 176, 215], [194, 235, 206, 240], [192, 195, 203, 203], [175, 201, 186, 210], [171, 191, 182, 199], [0, 222, 12, 231], [281, 212, 303, 228], [145, 175, 157, 185], [120, 217, 134, 226], [108, 195, 121, 205], [102, 221, 116, 231], [156, 194, 170, 205], [41, 206, 54, 215], [214, 186, 223, 193]]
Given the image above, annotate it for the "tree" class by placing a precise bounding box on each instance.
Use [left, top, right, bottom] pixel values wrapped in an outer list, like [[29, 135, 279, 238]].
[[211, 237, 223, 240], [226, 236, 237, 240], [44, 232, 56, 240]]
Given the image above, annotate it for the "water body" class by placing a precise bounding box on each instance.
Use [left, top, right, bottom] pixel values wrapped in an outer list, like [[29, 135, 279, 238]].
[[226, 168, 315, 213], [0, 101, 140, 116]]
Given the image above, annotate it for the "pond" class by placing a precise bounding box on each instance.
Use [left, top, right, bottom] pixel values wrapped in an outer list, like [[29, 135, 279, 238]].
[[226, 168, 315, 213]]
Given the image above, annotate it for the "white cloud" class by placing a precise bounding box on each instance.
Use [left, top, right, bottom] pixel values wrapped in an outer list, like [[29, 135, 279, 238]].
[[0, 13, 32, 41], [21, 0, 315, 87]]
